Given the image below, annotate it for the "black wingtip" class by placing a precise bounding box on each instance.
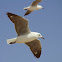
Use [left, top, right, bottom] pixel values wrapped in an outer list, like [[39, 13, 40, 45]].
[[6, 12, 17, 23], [24, 14, 28, 16], [24, 14, 26, 16], [34, 50, 41, 58], [6, 12, 14, 16], [31, 48, 41, 58], [6, 12, 11, 15], [24, 14, 29, 16], [6, 12, 8, 15]]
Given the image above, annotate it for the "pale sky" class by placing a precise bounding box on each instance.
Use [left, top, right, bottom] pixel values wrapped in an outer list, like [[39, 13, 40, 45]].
[[0, 0, 62, 62]]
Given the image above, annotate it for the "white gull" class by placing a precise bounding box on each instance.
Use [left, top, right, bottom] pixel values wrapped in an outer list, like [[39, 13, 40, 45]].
[[7, 12, 44, 58], [24, 0, 43, 16]]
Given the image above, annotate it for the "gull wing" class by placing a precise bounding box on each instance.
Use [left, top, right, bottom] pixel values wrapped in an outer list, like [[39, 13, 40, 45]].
[[7, 12, 30, 36], [31, 0, 42, 6], [25, 39, 41, 58], [24, 10, 33, 16]]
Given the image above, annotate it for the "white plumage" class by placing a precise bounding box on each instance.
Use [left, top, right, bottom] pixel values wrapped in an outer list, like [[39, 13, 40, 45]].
[[7, 32, 42, 44]]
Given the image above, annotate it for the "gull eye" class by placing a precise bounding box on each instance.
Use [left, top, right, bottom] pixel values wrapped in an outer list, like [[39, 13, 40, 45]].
[[38, 34, 41, 36]]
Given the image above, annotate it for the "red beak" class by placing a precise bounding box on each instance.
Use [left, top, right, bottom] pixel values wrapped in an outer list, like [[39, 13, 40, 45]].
[[41, 37, 45, 39]]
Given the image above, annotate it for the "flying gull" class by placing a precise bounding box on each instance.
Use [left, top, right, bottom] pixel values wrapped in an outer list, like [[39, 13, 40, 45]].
[[7, 12, 44, 58], [24, 0, 43, 16]]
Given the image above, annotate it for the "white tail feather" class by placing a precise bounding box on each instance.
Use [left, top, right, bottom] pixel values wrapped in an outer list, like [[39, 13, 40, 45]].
[[24, 7, 28, 10], [7, 38, 16, 44]]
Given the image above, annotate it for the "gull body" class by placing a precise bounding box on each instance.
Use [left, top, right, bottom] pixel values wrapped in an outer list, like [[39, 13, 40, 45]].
[[16, 32, 41, 43], [7, 32, 42, 44], [24, 5, 43, 10], [6, 12, 44, 58]]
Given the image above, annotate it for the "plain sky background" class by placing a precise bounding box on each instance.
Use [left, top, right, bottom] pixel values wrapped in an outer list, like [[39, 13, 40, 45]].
[[0, 0, 62, 62]]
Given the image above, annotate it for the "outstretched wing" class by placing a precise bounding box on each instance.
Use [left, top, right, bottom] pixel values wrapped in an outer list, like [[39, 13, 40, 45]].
[[24, 10, 33, 16], [31, 0, 42, 6], [7, 12, 30, 36], [25, 39, 41, 58]]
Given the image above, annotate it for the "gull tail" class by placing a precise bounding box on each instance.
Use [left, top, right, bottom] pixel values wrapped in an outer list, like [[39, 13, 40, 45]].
[[24, 7, 28, 10], [7, 38, 16, 44]]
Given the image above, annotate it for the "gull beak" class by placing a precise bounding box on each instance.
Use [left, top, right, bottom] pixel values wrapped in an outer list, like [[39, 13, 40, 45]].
[[41, 37, 45, 39]]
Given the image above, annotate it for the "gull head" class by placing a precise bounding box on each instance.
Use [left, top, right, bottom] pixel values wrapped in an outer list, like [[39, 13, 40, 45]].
[[37, 33, 44, 39], [37, 5, 44, 9], [32, 32, 44, 39]]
